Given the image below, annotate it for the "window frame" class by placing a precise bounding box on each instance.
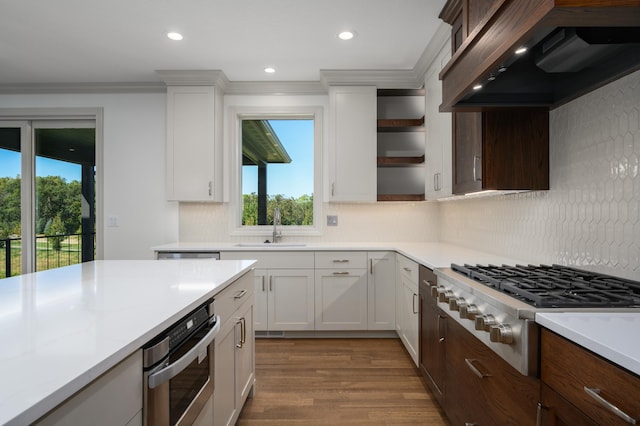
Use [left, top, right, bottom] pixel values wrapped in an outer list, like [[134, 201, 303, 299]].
[[228, 105, 323, 237]]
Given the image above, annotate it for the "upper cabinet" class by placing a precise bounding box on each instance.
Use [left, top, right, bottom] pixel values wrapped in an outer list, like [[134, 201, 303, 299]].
[[159, 70, 227, 202], [377, 90, 426, 202], [453, 109, 549, 194], [438, 0, 640, 111], [165, 86, 223, 201], [424, 34, 453, 200], [328, 86, 377, 202]]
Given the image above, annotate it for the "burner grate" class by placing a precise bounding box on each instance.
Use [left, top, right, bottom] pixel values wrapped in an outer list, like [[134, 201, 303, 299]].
[[451, 263, 640, 308]]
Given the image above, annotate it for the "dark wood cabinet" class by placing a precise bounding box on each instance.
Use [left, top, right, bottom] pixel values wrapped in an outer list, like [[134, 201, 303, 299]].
[[540, 329, 640, 425], [452, 108, 549, 194], [444, 318, 540, 425], [418, 266, 446, 405], [539, 383, 598, 426]]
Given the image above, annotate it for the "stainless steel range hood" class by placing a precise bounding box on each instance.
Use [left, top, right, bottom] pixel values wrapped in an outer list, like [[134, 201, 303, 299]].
[[439, 1, 640, 111]]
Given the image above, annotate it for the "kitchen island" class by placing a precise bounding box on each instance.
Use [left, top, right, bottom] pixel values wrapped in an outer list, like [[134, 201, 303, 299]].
[[0, 259, 255, 426]]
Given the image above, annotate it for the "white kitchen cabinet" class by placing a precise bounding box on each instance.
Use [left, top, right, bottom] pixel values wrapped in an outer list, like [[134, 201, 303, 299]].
[[214, 270, 255, 426], [315, 252, 368, 330], [367, 251, 396, 330], [265, 269, 315, 330], [166, 85, 223, 201], [328, 86, 377, 202], [221, 251, 315, 331], [35, 350, 142, 426], [396, 254, 419, 366], [424, 36, 453, 200]]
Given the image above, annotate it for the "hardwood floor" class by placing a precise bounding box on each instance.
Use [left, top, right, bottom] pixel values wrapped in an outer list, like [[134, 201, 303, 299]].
[[237, 338, 450, 425]]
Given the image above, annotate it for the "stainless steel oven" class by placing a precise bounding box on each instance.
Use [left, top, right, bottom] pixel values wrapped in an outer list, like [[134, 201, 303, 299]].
[[143, 299, 220, 426]]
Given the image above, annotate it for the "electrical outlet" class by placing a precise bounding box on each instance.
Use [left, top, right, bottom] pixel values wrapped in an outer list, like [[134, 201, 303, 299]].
[[107, 216, 119, 228], [327, 215, 338, 226]]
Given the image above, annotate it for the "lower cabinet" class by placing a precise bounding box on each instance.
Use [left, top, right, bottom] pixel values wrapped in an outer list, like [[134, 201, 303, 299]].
[[444, 318, 539, 425], [223, 250, 396, 333], [315, 251, 368, 330], [214, 271, 255, 426], [367, 251, 396, 330], [35, 350, 143, 426], [221, 251, 315, 332], [396, 255, 419, 366], [540, 328, 640, 426], [419, 266, 446, 406], [254, 268, 315, 331]]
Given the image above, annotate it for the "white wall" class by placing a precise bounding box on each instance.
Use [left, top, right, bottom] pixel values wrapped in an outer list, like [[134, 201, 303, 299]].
[[179, 200, 440, 243], [0, 93, 178, 260], [439, 70, 640, 280]]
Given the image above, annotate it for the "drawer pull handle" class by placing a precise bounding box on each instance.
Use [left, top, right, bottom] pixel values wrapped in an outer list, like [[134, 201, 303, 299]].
[[465, 358, 491, 379], [584, 386, 637, 424], [333, 259, 349, 263], [332, 271, 350, 275], [234, 289, 248, 299], [403, 267, 412, 272]]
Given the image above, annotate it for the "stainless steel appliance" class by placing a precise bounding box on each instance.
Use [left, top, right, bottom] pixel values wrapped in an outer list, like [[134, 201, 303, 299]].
[[143, 299, 220, 426], [157, 251, 220, 260], [434, 264, 640, 376]]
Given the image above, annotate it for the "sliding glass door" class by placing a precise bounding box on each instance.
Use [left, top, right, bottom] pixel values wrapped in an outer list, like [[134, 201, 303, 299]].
[[0, 120, 96, 278]]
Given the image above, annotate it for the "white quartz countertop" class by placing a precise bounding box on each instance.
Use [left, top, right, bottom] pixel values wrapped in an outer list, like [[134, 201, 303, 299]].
[[152, 241, 528, 269], [536, 312, 640, 376], [0, 259, 255, 426]]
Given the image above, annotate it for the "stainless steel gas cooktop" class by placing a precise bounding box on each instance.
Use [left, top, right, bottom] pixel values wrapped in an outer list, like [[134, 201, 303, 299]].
[[451, 263, 640, 309]]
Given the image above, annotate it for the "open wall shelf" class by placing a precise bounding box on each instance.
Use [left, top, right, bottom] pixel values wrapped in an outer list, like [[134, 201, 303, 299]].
[[377, 89, 426, 201]]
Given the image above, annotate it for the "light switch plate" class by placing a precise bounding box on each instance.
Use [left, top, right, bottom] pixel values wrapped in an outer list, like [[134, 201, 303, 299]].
[[327, 215, 338, 226]]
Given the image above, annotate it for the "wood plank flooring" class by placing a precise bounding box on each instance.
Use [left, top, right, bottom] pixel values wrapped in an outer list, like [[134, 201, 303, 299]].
[[237, 338, 450, 425]]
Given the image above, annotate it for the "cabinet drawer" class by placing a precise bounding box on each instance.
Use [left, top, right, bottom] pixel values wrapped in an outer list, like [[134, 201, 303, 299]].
[[315, 251, 367, 269], [220, 251, 314, 269], [397, 255, 418, 283], [214, 271, 254, 325], [541, 329, 640, 426]]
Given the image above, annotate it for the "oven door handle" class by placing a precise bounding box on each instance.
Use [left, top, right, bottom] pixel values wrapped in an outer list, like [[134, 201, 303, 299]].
[[148, 315, 220, 389]]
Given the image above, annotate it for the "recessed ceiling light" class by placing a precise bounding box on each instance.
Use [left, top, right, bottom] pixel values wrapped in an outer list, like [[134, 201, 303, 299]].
[[167, 32, 183, 41], [338, 31, 356, 41], [473, 84, 483, 90], [515, 47, 527, 55], [264, 67, 276, 73]]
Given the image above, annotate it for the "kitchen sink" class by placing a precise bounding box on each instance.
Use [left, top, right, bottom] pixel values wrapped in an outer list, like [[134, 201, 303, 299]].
[[234, 242, 306, 247]]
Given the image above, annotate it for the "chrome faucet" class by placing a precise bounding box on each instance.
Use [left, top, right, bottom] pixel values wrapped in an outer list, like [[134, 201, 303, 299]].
[[272, 207, 282, 243]]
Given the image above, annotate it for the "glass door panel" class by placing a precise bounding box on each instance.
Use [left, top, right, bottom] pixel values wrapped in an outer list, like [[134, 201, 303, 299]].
[[33, 124, 95, 272], [0, 127, 23, 278]]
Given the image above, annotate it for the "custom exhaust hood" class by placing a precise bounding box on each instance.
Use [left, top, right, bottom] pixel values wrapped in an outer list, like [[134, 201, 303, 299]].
[[439, 0, 640, 112]]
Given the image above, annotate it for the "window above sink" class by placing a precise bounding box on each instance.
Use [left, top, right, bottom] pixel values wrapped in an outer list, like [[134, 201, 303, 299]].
[[227, 102, 323, 238]]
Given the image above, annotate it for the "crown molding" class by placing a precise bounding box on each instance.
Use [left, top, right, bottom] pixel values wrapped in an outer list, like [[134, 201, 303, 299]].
[[225, 81, 326, 95], [0, 82, 166, 94], [319, 69, 422, 89], [413, 22, 453, 83], [156, 70, 230, 91]]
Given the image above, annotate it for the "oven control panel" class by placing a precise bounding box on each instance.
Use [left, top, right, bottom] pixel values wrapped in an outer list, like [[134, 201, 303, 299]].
[[434, 268, 539, 376]]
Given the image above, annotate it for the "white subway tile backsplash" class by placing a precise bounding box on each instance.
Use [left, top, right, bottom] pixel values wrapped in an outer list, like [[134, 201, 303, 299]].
[[439, 70, 640, 280]]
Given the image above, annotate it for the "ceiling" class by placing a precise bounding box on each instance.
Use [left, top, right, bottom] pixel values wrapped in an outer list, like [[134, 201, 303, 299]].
[[0, 0, 447, 86]]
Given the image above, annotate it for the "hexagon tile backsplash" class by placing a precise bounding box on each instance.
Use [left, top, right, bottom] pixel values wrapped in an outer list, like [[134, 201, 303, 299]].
[[439, 70, 640, 280]]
